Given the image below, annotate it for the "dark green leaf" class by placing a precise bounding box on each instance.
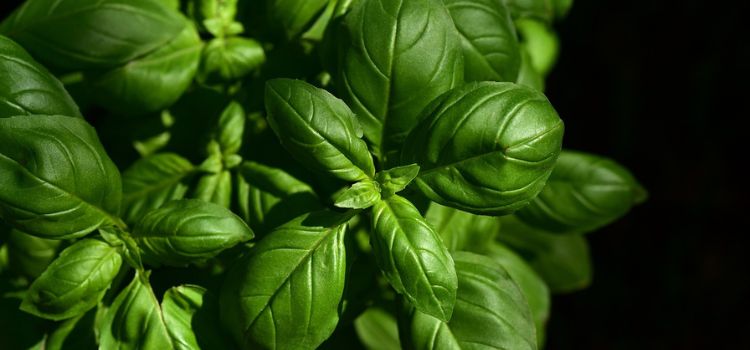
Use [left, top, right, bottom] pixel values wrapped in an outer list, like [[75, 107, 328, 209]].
[[161, 285, 234, 350], [265, 78, 375, 181], [43, 308, 97, 350], [517, 150, 647, 234], [370, 195, 457, 321], [444, 0, 521, 82], [336, 0, 464, 164], [399, 251, 537, 350], [0, 115, 122, 239], [402, 82, 564, 215], [6, 229, 60, 279], [0, 35, 81, 118], [215, 101, 246, 156], [121, 153, 195, 225], [193, 170, 233, 208], [334, 180, 381, 209], [375, 164, 420, 197], [354, 307, 401, 350], [220, 210, 348, 350], [21, 238, 122, 321], [0, 0, 185, 71], [200, 37, 265, 82], [131, 199, 253, 267], [504, 0, 554, 23], [267, 0, 329, 39], [424, 202, 499, 253]]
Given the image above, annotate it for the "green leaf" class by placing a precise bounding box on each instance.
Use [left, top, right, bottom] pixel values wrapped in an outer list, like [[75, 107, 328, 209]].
[[43, 308, 97, 350], [552, 0, 574, 18], [336, 0, 464, 165], [399, 251, 537, 350], [375, 164, 420, 197], [131, 199, 253, 267], [370, 195, 457, 321], [401, 81, 564, 215], [200, 37, 265, 82], [505, 0, 554, 23], [516, 48, 545, 91], [354, 307, 401, 350], [444, 0, 521, 82], [220, 211, 348, 350], [0, 35, 81, 118], [517, 150, 647, 234], [266, 0, 329, 39], [498, 216, 592, 293], [193, 170, 233, 208], [161, 285, 234, 350], [214, 101, 246, 156], [6, 229, 61, 279], [516, 19, 559, 77], [0, 0, 185, 71], [121, 153, 195, 226], [334, 180, 381, 209], [424, 202, 500, 253], [236, 161, 321, 235], [484, 242, 550, 345], [196, 0, 239, 36], [265, 78, 375, 181], [86, 20, 203, 115], [20, 238, 122, 321], [0, 115, 122, 239]]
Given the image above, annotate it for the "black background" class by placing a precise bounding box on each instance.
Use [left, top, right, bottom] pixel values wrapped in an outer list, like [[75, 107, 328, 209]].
[[1, 0, 748, 349]]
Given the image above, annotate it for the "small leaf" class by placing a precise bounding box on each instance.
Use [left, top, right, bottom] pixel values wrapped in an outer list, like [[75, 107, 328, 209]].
[[21, 239, 122, 321], [334, 180, 381, 209], [375, 164, 420, 197], [193, 170, 232, 208], [370, 195, 457, 321], [131, 199, 253, 267], [214, 101, 246, 156], [220, 210, 348, 350], [516, 19, 559, 77], [200, 37, 265, 82], [265, 78, 375, 181]]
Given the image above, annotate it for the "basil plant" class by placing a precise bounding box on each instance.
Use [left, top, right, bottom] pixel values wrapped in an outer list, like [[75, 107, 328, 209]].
[[0, 0, 644, 349]]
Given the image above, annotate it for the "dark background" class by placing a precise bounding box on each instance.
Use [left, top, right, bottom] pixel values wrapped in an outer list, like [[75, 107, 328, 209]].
[[1, 0, 748, 349], [544, 0, 749, 349]]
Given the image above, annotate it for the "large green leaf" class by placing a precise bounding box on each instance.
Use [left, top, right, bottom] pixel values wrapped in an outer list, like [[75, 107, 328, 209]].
[[6, 229, 61, 279], [335, 0, 464, 165], [370, 195, 457, 321], [444, 0, 521, 82], [402, 82, 564, 215], [220, 211, 348, 350], [0, 35, 81, 118], [0, 0, 184, 71], [517, 150, 646, 234], [121, 153, 195, 226], [424, 202, 500, 253], [266, 0, 329, 39], [399, 251, 537, 350], [0, 115, 122, 239], [20, 238, 122, 321], [354, 307, 401, 350], [86, 20, 202, 115], [131, 199, 253, 267], [264, 78, 375, 181]]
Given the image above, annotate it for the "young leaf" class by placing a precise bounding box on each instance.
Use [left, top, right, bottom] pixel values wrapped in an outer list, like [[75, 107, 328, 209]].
[[401, 82, 564, 215], [220, 211, 348, 350], [375, 164, 420, 197], [399, 252, 537, 350], [336, 0, 464, 164], [21, 239, 122, 321], [0, 115, 122, 239], [193, 170, 233, 208], [0, 0, 185, 71], [265, 78, 375, 181], [6, 229, 60, 279], [444, 0, 521, 82], [354, 307, 401, 350], [0, 35, 81, 118], [86, 20, 203, 115], [121, 153, 195, 225], [200, 37, 265, 82], [370, 195, 457, 322], [161, 285, 233, 349], [424, 202, 500, 253], [215, 101, 246, 156], [334, 180, 381, 209], [131, 199, 253, 267], [516, 150, 647, 234]]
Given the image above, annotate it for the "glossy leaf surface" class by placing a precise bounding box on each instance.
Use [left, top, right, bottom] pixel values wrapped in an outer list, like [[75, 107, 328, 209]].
[[162, 285, 233, 350], [334, 180, 381, 209]]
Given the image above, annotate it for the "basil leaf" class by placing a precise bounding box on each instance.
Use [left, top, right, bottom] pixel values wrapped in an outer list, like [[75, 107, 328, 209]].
[[200, 37, 265, 82], [0, 115, 122, 239], [444, 0, 521, 82], [354, 307, 401, 350], [0, 35, 81, 118], [399, 251, 537, 350], [516, 49, 545, 91], [20, 238, 122, 321], [517, 150, 646, 234], [267, 0, 329, 39], [6, 229, 60, 279], [424, 202, 500, 253], [265, 78, 375, 181], [86, 20, 202, 115], [375, 164, 420, 197], [0, 0, 185, 71], [121, 153, 195, 226], [214, 101, 246, 156], [504, 0, 554, 23], [516, 19, 559, 77], [220, 211, 348, 349], [484, 242, 550, 345], [43, 309, 97, 350], [131, 199, 253, 267], [162, 285, 233, 350], [402, 82, 564, 215], [370, 195, 457, 321], [334, 180, 381, 209], [336, 0, 464, 164], [193, 170, 233, 208], [498, 216, 591, 293]]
